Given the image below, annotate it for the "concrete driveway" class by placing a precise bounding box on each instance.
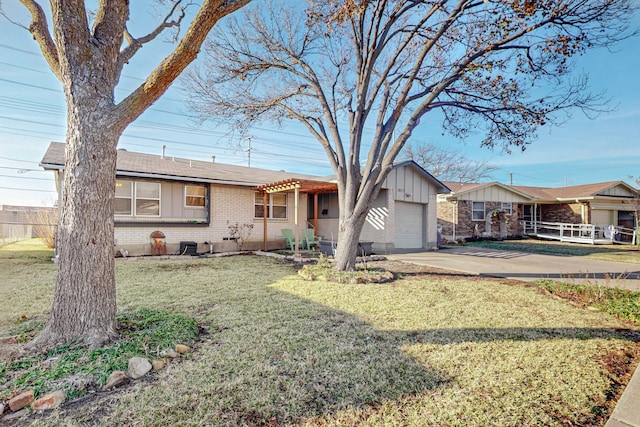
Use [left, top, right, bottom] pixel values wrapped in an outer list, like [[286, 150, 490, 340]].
[[387, 246, 640, 291]]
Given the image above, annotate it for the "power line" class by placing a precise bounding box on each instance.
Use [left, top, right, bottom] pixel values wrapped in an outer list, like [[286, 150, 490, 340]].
[[0, 156, 40, 164], [0, 166, 41, 171], [0, 61, 51, 75], [0, 186, 56, 193], [0, 174, 51, 181], [0, 77, 60, 93], [0, 115, 63, 129], [0, 43, 41, 57]]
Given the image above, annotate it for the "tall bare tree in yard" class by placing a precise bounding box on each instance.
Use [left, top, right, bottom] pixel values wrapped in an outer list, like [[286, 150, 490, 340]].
[[6, 0, 251, 349], [184, 0, 636, 271]]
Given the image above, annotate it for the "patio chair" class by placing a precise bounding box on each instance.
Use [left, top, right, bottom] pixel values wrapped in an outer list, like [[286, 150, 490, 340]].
[[281, 228, 302, 251], [302, 228, 318, 250]]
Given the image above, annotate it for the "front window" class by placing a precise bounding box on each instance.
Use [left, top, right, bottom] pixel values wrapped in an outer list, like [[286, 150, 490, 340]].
[[472, 201, 485, 221], [115, 180, 160, 217], [115, 180, 132, 215], [135, 182, 161, 216], [501, 202, 512, 215], [255, 193, 288, 219], [185, 185, 207, 208]]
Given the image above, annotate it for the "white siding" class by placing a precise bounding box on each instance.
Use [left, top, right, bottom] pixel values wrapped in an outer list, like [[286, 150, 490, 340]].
[[463, 186, 531, 203], [383, 165, 433, 203], [600, 185, 636, 198]]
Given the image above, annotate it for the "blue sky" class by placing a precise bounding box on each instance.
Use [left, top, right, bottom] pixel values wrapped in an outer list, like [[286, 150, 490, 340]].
[[0, 2, 638, 207]]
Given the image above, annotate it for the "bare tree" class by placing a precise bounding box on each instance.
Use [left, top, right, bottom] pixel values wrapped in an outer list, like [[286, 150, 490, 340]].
[[5, 0, 251, 349], [402, 143, 497, 183], [184, 0, 637, 271]]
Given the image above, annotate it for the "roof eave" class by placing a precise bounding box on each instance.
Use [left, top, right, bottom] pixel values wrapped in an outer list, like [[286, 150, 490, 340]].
[[40, 163, 266, 187]]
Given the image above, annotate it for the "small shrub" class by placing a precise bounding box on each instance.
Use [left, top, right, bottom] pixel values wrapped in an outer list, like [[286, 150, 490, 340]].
[[26, 208, 58, 249], [298, 263, 394, 284], [228, 223, 254, 251]]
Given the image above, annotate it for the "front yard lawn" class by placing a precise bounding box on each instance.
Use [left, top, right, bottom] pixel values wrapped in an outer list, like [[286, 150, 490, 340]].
[[0, 240, 639, 426]]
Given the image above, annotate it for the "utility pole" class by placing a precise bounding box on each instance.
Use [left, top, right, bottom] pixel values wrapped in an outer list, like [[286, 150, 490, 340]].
[[509, 172, 513, 186], [246, 136, 252, 168]]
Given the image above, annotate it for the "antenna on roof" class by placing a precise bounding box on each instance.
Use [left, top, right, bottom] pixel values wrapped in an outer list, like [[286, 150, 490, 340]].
[[161, 145, 166, 159], [211, 155, 216, 163]]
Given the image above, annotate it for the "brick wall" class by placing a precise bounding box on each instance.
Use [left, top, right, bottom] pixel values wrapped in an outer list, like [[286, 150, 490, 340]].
[[540, 203, 582, 223], [437, 200, 524, 240]]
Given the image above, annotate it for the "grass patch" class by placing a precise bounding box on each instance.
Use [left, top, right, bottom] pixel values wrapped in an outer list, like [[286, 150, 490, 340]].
[[0, 308, 198, 401], [537, 280, 640, 324], [0, 241, 639, 425], [0, 238, 55, 263], [463, 239, 640, 263]]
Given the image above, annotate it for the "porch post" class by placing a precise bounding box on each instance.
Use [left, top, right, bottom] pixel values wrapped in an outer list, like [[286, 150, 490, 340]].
[[313, 193, 319, 237], [263, 191, 268, 251], [294, 187, 299, 256], [534, 203, 538, 234]]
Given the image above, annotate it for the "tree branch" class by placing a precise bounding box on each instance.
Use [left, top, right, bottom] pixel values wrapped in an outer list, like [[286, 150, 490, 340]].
[[18, 0, 60, 78], [113, 0, 252, 132], [118, 1, 186, 69]]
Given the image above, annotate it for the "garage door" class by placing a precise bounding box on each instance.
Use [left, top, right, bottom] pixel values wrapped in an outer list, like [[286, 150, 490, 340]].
[[591, 210, 612, 226], [394, 201, 425, 249]]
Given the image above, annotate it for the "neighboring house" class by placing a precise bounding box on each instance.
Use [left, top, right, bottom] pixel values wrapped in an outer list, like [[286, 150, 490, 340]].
[[41, 142, 449, 256], [437, 182, 536, 240], [438, 180, 639, 242]]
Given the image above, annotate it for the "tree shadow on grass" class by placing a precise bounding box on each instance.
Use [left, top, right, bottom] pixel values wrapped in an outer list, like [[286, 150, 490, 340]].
[[167, 281, 640, 426]]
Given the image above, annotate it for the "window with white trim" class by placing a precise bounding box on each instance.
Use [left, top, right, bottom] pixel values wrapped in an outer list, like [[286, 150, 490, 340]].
[[255, 193, 288, 219], [115, 180, 160, 217], [185, 185, 206, 208], [472, 201, 485, 221], [115, 180, 133, 215], [501, 202, 512, 215], [134, 182, 161, 216]]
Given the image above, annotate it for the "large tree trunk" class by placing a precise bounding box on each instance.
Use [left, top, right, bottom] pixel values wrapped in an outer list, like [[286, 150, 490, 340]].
[[19, 0, 253, 351], [333, 212, 367, 271], [29, 108, 120, 350]]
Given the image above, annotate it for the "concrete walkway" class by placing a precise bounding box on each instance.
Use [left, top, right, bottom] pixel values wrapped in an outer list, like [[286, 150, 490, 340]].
[[387, 246, 640, 426]]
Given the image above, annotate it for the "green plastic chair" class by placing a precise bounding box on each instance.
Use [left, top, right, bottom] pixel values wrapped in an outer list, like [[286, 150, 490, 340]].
[[281, 229, 302, 251], [302, 228, 318, 250]]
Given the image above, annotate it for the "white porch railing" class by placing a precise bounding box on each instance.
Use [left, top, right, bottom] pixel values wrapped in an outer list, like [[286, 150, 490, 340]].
[[522, 221, 636, 245]]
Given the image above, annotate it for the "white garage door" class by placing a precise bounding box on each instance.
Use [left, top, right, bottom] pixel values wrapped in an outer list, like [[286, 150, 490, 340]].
[[591, 210, 612, 226], [394, 201, 425, 249]]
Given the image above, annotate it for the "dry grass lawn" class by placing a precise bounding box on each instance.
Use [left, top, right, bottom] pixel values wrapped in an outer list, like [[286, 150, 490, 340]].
[[1, 240, 639, 426]]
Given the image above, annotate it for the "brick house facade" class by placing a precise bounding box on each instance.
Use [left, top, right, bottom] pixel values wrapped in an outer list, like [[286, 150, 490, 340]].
[[438, 181, 638, 241]]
